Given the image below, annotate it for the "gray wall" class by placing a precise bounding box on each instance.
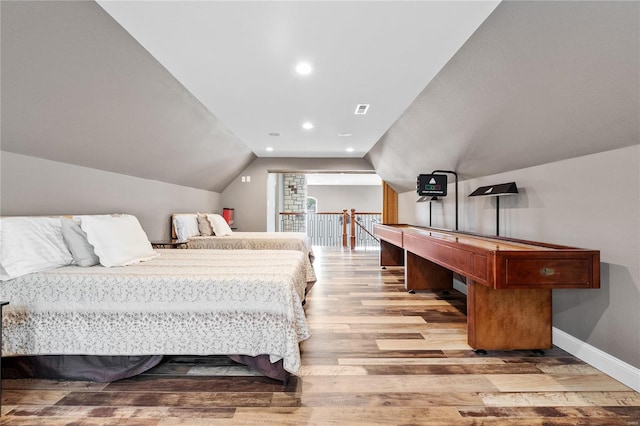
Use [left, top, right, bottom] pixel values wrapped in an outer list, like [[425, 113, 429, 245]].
[[0, 152, 221, 241], [307, 185, 382, 213], [221, 158, 375, 231], [398, 145, 640, 369]]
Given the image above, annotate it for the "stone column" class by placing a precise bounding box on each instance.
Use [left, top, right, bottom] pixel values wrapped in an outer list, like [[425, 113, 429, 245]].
[[282, 173, 307, 232]]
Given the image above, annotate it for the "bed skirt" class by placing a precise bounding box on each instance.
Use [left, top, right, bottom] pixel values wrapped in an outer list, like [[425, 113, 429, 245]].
[[2, 354, 290, 382], [2, 355, 163, 382]]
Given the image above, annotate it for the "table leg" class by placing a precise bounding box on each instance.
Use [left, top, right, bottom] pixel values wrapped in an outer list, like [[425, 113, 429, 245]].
[[380, 240, 404, 267], [467, 281, 552, 350]]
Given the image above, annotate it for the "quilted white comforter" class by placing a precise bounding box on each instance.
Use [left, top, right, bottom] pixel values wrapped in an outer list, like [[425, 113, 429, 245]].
[[0, 249, 311, 374], [187, 232, 315, 279]]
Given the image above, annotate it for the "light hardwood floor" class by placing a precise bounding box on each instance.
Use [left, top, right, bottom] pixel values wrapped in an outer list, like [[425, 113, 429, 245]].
[[1, 247, 639, 425]]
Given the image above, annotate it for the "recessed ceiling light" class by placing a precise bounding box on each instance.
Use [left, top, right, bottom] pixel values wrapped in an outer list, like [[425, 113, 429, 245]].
[[268, 132, 280, 137], [302, 122, 314, 130], [295, 62, 312, 75], [354, 104, 370, 115], [346, 147, 355, 152], [338, 133, 352, 137], [266, 147, 274, 152]]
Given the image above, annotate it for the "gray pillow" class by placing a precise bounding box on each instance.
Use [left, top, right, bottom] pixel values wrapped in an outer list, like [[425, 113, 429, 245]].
[[197, 213, 214, 236], [61, 217, 100, 267]]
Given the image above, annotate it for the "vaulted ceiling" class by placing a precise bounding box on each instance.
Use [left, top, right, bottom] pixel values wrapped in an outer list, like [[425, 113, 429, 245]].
[[1, 0, 254, 192], [367, 0, 639, 191], [2, 1, 637, 193], [95, 0, 499, 159]]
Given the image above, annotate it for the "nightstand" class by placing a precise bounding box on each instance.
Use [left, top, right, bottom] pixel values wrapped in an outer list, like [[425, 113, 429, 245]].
[[1, 300, 8, 413], [151, 240, 187, 249]]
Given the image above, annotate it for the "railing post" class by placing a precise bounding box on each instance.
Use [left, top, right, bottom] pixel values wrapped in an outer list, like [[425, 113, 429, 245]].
[[350, 208, 356, 249], [342, 209, 348, 247]]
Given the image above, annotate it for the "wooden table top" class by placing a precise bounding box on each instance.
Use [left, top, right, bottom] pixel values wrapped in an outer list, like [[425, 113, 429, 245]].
[[403, 227, 555, 252]]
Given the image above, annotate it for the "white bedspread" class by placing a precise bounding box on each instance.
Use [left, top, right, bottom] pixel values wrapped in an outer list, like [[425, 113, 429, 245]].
[[187, 232, 316, 282], [0, 249, 311, 374]]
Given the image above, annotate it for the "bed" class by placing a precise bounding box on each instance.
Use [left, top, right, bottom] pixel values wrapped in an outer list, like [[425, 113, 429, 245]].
[[188, 231, 311, 254], [172, 213, 316, 282], [0, 215, 312, 382]]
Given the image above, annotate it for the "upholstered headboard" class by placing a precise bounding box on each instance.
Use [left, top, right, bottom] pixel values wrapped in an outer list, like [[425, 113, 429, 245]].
[[171, 213, 198, 239]]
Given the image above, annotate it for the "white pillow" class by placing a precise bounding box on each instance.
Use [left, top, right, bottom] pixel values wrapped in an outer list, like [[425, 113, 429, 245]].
[[61, 217, 100, 267], [0, 216, 74, 280], [172, 214, 200, 242], [80, 214, 158, 267], [207, 213, 233, 236], [0, 264, 9, 281]]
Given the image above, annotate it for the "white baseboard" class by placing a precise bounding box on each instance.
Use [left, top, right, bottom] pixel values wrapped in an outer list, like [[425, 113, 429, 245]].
[[451, 279, 639, 391], [553, 327, 640, 392]]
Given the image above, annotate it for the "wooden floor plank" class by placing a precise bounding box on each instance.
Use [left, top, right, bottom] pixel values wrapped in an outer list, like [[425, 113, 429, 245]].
[[229, 406, 463, 425], [376, 338, 472, 351], [299, 375, 499, 393], [305, 315, 427, 324], [338, 357, 506, 365], [485, 373, 633, 392]]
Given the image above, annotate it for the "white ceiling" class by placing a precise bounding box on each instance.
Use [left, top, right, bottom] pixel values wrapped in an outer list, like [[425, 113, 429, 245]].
[[306, 173, 381, 186], [96, 1, 500, 158]]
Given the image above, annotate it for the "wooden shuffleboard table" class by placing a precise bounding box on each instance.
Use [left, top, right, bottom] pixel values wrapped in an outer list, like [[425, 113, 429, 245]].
[[373, 224, 600, 352]]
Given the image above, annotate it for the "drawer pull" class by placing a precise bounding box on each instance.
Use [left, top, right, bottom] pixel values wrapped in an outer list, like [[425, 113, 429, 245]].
[[540, 268, 555, 276]]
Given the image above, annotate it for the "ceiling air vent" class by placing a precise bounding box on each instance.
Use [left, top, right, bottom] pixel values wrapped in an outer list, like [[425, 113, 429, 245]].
[[354, 104, 370, 115]]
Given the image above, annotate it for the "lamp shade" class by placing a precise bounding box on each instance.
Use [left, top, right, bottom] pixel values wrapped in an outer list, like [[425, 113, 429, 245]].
[[469, 182, 518, 197], [222, 208, 235, 226]]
